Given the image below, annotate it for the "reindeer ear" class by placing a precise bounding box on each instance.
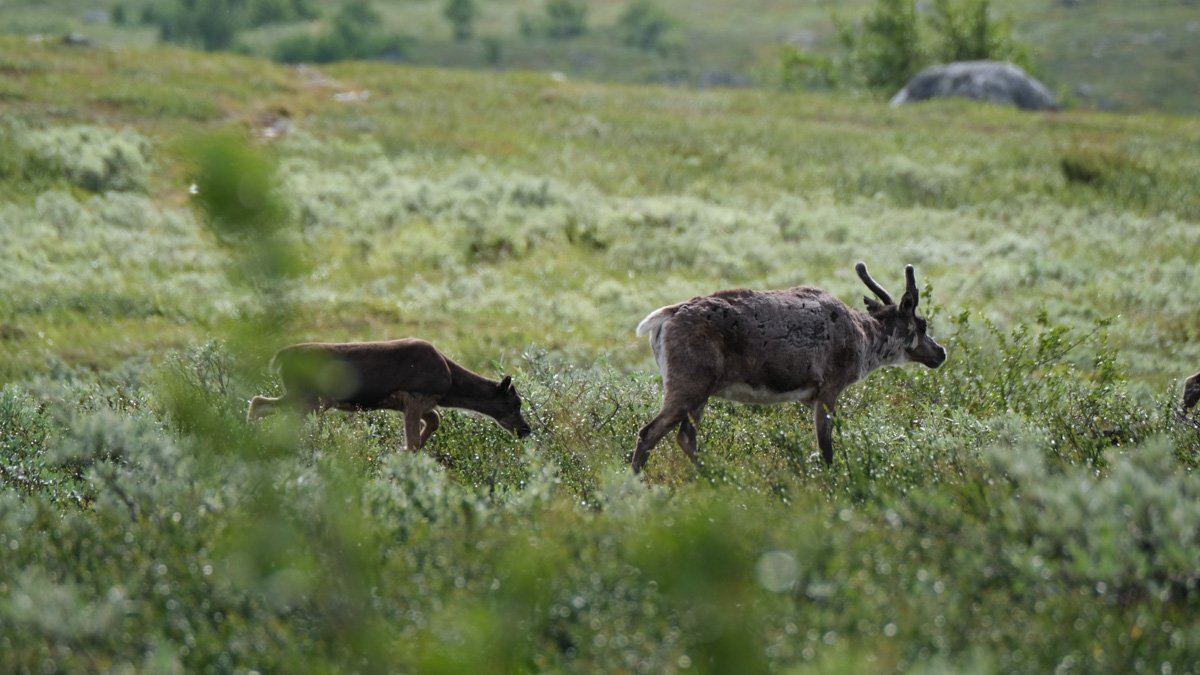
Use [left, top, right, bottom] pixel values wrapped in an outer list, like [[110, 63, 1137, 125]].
[[863, 296, 883, 312], [901, 264, 920, 311], [498, 375, 513, 391]]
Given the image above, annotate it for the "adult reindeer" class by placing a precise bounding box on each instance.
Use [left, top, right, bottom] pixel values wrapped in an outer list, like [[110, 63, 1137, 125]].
[[632, 262, 946, 473], [248, 339, 532, 450]]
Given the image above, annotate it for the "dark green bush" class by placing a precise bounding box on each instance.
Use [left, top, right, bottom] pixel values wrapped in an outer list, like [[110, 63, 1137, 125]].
[[443, 0, 478, 42], [777, 45, 839, 91], [831, 0, 1033, 92], [926, 0, 1031, 69], [148, 0, 321, 51], [273, 1, 410, 64], [520, 0, 588, 40], [617, 0, 677, 54], [0, 386, 59, 499]]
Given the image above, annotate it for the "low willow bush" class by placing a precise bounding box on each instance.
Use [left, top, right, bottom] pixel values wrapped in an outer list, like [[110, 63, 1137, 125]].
[[0, 189, 224, 327], [0, 386, 63, 502], [22, 124, 152, 194]]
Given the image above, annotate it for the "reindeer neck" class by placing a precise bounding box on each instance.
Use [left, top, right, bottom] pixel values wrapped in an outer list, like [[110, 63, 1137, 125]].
[[440, 360, 502, 411], [857, 313, 909, 377]]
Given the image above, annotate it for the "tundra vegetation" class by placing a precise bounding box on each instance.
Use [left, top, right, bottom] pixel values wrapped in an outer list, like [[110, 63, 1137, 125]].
[[5, 0, 1200, 114], [0, 38, 1199, 673]]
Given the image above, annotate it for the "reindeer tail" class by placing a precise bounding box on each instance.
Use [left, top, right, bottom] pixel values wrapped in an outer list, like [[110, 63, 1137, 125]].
[[636, 305, 675, 339], [637, 305, 677, 381]]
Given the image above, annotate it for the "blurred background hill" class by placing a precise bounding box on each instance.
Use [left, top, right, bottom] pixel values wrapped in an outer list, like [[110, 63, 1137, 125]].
[[3, 0, 1198, 115]]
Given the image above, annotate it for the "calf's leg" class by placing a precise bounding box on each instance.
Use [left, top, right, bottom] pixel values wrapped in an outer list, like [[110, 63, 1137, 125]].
[[247, 395, 279, 421], [247, 392, 323, 421], [395, 394, 439, 451], [420, 410, 442, 447]]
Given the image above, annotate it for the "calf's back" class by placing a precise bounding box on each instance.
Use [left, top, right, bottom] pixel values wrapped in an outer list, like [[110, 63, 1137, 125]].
[[274, 339, 452, 406]]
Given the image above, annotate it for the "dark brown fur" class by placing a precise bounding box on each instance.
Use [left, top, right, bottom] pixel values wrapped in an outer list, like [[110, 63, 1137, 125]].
[[632, 263, 946, 472], [1184, 371, 1200, 415], [247, 338, 531, 450]]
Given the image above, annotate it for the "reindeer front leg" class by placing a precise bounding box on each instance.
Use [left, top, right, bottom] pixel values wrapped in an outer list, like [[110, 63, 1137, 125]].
[[814, 396, 838, 465]]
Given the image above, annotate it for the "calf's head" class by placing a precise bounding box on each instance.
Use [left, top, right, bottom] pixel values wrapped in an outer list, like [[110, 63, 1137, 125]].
[[857, 262, 947, 369], [489, 376, 533, 439]]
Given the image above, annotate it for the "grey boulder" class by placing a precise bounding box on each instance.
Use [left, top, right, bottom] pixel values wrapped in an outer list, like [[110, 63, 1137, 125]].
[[890, 61, 1058, 111]]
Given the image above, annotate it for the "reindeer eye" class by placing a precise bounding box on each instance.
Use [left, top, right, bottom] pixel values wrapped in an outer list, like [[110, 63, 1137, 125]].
[[916, 318, 928, 333]]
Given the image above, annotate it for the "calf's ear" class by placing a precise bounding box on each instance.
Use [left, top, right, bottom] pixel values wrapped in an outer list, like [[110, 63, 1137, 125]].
[[498, 375, 513, 391]]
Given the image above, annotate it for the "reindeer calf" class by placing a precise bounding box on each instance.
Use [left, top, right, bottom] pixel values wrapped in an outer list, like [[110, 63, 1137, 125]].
[[248, 339, 532, 450], [633, 262, 946, 473]]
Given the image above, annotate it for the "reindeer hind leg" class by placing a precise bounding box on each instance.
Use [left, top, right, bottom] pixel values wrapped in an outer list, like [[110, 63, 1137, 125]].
[[635, 342, 721, 474], [635, 390, 711, 473], [675, 404, 706, 468], [633, 408, 683, 474]]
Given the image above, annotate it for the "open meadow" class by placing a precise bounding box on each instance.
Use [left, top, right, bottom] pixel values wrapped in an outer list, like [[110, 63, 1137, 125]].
[[1, 36, 1199, 672], [5, 0, 1200, 115]]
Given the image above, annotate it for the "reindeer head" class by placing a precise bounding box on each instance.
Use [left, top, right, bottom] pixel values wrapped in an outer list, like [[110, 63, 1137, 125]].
[[856, 262, 947, 369], [491, 375, 533, 438]]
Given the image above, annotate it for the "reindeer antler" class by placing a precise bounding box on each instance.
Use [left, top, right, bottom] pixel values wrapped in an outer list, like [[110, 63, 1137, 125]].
[[855, 262, 894, 305]]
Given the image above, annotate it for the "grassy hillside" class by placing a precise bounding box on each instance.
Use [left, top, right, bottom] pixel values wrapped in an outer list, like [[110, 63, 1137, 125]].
[[1, 38, 1199, 673], [4, 0, 1200, 115]]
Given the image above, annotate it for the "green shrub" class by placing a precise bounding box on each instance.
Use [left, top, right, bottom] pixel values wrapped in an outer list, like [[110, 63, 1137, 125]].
[[443, 0, 478, 42], [151, 0, 244, 51], [837, 0, 923, 91], [833, 0, 1033, 92], [521, 0, 588, 40], [1059, 142, 1160, 212], [853, 154, 968, 206], [148, 0, 321, 51], [926, 0, 1031, 69], [1060, 142, 1142, 186], [617, 0, 677, 54], [777, 45, 839, 91], [273, 0, 409, 63], [994, 437, 1200, 601], [23, 125, 151, 193], [0, 386, 59, 500]]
